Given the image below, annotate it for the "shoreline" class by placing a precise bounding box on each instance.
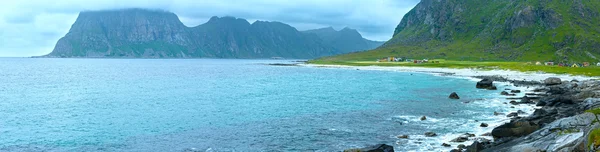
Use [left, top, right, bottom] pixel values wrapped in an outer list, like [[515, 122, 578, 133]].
[[304, 64, 600, 151]]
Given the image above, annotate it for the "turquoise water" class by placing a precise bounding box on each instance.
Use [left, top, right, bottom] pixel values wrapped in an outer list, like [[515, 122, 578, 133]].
[[0, 58, 519, 151]]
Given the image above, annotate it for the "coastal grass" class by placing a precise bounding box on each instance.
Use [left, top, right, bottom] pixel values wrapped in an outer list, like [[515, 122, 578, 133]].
[[308, 59, 600, 77]]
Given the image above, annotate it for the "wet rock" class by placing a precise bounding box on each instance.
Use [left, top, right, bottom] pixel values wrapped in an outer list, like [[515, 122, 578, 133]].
[[449, 92, 460, 99], [480, 123, 489, 127], [491, 121, 539, 138], [425, 132, 437, 137], [476, 78, 494, 89], [487, 86, 498, 90], [501, 91, 509, 95], [517, 110, 527, 115], [509, 100, 518, 105], [397, 135, 409, 139], [463, 133, 476, 137], [520, 96, 531, 103], [420, 116, 427, 121], [494, 111, 504, 116], [511, 90, 521, 93], [344, 144, 394, 152], [458, 144, 467, 149], [480, 132, 492, 136], [507, 112, 518, 117], [442, 143, 452, 147], [451, 136, 469, 142], [450, 149, 461, 152], [544, 77, 562, 86], [473, 137, 491, 143], [465, 141, 484, 152]]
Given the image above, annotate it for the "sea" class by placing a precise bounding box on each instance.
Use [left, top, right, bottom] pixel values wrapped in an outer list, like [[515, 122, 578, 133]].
[[0, 58, 533, 151]]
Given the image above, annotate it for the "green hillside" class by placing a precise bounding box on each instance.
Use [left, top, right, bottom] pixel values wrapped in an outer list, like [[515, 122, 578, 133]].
[[317, 0, 600, 63]]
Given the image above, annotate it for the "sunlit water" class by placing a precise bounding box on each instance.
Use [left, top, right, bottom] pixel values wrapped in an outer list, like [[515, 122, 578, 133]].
[[0, 58, 531, 151]]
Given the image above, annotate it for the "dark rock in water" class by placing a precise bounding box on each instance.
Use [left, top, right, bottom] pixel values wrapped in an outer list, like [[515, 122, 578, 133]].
[[506, 112, 518, 117], [509, 100, 518, 105], [501, 91, 509, 95], [449, 92, 460, 99], [510, 106, 515, 108], [511, 90, 521, 93], [480, 132, 492, 136], [344, 144, 394, 152], [506, 93, 516, 96], [494, 111, 503, 116], [442, 143, 452, 147], [487, 86, 498, 90], [425, 132, 437, 137], [420, 116, 427, 121], [480, 123, 489, 127], [465, 141, 484, 152], [521, 96, 531, 103], [458, 144, 467, 149], [476, 79, 494, 89], [450, 149, 461, 152], [491, 121, 539, 138], [473, 137, 491, 143], [517, 110, 527, 115], [463, 133, 476, 137], [544, 77, 562, 86], [397, 135, 409, 139], [451, 136, 469, 142], [536, 100, 547, 106]]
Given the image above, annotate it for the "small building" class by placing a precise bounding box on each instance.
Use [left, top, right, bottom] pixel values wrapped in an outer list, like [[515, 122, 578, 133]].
[[535, 61, 542, 65], [423, 59, 429, 62], [394, 58, 403, 62], [545, 62, 554, 66], [406, 59, 414, 62], [558, 63, 565, 67], [572, 63, 580, 68], [583, 62, 590, 67], [597, 62, 600, 66]]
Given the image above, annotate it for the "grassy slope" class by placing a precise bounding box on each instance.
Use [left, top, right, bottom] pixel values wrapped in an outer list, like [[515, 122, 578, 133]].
[[311, 0, 600, 76]]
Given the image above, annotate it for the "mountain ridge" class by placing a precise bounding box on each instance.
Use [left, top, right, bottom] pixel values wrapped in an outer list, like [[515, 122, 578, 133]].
[[45, 8, 382, 59]]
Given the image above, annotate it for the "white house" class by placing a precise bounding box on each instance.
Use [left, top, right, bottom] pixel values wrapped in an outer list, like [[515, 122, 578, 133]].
[[597, 62, 600, 66]]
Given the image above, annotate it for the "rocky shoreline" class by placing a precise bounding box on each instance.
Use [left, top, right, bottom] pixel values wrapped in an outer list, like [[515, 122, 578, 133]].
[[346, 75, 600, 152]]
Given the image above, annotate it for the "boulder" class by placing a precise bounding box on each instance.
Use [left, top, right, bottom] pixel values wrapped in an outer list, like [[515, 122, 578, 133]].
[[397, 135, 409, 139], [544, 77, 562, 86], [450, 149, 461, 152], [494, 111, 504, 116], [506, 112, 518, 117], [458, 144, 467, 149], [476, 79, 494, 89], [501, 91, 509, 95], [487, 86, 498, 90], [511, 90, 521, 93], [463, 133, 476, 137], [420, 116, 427, 121], [425, 132, 437, 137], [480, 123, 489, 127], [449, 92, 460, 99], [521, 96, 531, 103], [442, 143, 451, 147], [344, 144, 394, 152], [491, 121, 539, 138], [465, 141, 484, 152], [451, 136, 469, 142], [517, 110, 527, 115], [509, 100, 518, 105], [480, 132, 492, 136]]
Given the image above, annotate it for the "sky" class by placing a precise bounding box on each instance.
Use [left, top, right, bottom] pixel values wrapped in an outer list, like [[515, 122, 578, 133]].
[[0, 0, 420, 57]]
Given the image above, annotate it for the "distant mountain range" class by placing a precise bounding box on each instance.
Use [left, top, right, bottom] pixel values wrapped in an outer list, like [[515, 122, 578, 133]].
[[320, 0, 600, 62], [43, 8, 384, 59]]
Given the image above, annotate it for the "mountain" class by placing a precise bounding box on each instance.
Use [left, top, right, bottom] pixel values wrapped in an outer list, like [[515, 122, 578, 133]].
[[45, 9, 378, 59], [319, 0, 600, 62], [303, 27, 384, 53]]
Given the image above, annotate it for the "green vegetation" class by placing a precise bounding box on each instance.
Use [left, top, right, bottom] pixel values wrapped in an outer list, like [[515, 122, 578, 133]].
[[556, 128, 580, 136], [589, 128, 600, 150], [309, 59, 600, 77]]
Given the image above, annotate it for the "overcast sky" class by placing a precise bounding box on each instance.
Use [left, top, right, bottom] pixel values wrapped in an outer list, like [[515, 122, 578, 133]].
[[0, 0, 419, 57]]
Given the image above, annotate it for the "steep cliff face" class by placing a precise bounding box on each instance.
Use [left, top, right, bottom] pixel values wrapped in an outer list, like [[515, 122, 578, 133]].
[[322, 0, 600, 62], [47, 9, 379, 59], [50, 9, 192, 58], [303, 27, 384, 53]]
